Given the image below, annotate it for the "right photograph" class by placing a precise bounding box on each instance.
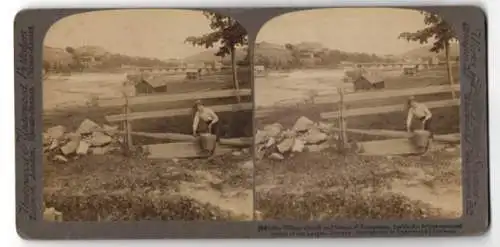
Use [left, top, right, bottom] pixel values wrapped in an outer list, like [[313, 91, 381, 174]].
[[253, 8, 462, 220]]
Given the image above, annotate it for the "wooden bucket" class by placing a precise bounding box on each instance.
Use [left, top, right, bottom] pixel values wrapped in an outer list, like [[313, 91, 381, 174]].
[[199, 133, 217, 151], [411, 130, 431, 148]]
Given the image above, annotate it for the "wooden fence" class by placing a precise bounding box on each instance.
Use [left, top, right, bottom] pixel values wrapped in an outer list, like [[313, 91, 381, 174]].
[[97, 89, 253, 151], [254, 83, 461, 152], [318, 84, 460, 148]]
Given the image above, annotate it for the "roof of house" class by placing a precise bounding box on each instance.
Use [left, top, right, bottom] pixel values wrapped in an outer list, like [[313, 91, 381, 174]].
[[360, 73, 384, 84], [186, 68, 199, 73], [141, 75, 168, 88]]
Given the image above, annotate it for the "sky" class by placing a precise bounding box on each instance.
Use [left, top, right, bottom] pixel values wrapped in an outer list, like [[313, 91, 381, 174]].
[[44, 9, 216, 60], [256, 8, 433, 56], [44, 8, 437, 60]]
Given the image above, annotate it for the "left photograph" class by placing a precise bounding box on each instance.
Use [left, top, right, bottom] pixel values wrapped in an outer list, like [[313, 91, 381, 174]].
[[42, 9, 254, 221]]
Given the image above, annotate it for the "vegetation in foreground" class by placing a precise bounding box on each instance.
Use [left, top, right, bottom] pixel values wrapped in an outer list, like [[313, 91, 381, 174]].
[[254, 69, 462, 220]]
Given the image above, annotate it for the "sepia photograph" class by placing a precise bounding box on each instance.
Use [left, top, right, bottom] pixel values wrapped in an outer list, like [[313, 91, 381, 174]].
[[253, 8, 462, 220], [42, 9, 254, 221]]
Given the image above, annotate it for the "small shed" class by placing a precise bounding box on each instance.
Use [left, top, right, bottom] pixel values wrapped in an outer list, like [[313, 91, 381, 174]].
[[134, 75, 168, 95], [403, 65, 418, 76], [254, 65, 267, 77], [352, 73, 385, 91], [185, 68, 200, 80]]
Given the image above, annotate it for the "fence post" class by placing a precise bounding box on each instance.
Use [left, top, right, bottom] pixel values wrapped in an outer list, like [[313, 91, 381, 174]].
[[122, 92, 133, 151], [337, 87, 348, 150]]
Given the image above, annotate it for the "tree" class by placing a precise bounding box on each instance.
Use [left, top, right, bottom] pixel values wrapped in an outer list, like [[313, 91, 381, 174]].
[[65, 46, 84, 72], [398, 11, 457, 98], [185, 12, 248, 101], [65, 46, 75, 54]]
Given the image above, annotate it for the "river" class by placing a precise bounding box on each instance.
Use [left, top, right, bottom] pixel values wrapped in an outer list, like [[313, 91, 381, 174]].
[[254, 68, 402, 108], [43, 72, 129, 110], [43, 68, 402, 111]]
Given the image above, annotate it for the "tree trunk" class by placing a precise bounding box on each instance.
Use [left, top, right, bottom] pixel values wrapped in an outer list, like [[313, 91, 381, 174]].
[[230, 45, 241, 102], [445, 41, 456, 99]]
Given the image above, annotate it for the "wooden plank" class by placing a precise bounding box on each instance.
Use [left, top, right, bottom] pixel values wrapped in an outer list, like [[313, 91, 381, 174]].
[[143, 142, 234, 159], [125, 96, 133, 150], [337, 88, 348, 149], [315, 84, 460, 104], [98, 89, 252, 107], [357, 138, 421, 156], [103, 129, 252, 147], [434, 133, 461, 143], [321, 99, 459, 119], [106, 102, 253, 122], [329, 127, 460, 143]]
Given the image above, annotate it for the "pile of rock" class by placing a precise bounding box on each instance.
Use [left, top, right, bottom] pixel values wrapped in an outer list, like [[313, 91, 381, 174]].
[[43, 118, 122, 162], [255, 116, 339, 160]]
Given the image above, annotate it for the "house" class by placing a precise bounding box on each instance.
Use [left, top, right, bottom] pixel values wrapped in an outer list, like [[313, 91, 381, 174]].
[[185, 68, 200, 80], [403, 65, 418, 76], [254, 65, 267, 77], [352, 73, 385, 91], [134, 74, 168, 95]]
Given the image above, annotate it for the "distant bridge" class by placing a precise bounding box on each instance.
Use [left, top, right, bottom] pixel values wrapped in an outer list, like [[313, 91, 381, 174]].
[[127, 66, 235, 72], [350, 61, 456, 69], [133, 66, 231, 73], [351, 62, 434, 69]]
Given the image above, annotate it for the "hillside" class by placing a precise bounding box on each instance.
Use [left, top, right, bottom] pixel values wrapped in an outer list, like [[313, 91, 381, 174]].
[[253, 41, 393, 69], [72, 46, 109, 57], [292, 42, 325, 52], [183, 48, 247, 64], [400, 42, 460, 59], [254, 42, 294, 66], [43, 46, 73, 65], [43, 45, 177, 71]]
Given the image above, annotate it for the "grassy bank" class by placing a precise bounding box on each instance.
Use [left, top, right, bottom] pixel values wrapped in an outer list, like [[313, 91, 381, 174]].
[[256, 67, 460, 141], [254, 67, 462, 220], [43, 75, 254, 221]]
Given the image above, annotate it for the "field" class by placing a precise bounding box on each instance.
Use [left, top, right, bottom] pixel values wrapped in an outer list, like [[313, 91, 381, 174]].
[[43, 70, 254, 221], [254, 66, 463, 220]]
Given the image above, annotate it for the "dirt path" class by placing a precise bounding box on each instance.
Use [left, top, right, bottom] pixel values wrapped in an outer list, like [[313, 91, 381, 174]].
[[389, 179, 462, 218], [176, 182, 253, 220], [173, 163, 254, 220], [254, 147, 462, 220]]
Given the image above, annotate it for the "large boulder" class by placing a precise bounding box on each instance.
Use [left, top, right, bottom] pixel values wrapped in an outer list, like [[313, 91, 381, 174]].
[[60, 139, 80, 155], [46, 125, 66, 140], [265, 137, 276, 148], [77, 119, 101, 135], [89, 132, 113, 147], [303, 129, 328, 144], [269, 153, 284, 160], [262, 123, 283, 138], [291, 139, 305, 153], [255, 130, 267, 145], [76, 141, 90, 155], [277, 138, 294, 153], [102, 124, 119, 136], [292, 116, 314, 132], [316, 122, 334, 133]]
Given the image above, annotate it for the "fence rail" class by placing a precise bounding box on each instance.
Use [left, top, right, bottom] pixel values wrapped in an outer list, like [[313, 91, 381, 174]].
[[106, 102, 253, 122], [319, 84, 460, 149], [321, 99, 459, 119], [254, 85, 460, 119], [97, 88, 252, 150], [315, 84, 460, 105], [98, 89, 252, 107]]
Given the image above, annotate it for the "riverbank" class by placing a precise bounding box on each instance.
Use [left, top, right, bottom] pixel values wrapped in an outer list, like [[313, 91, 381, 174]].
[[254, 66, 461, 220], [43, 72, 254, 221]]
